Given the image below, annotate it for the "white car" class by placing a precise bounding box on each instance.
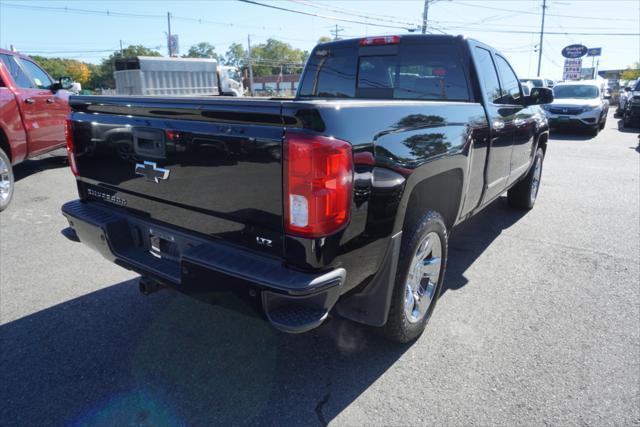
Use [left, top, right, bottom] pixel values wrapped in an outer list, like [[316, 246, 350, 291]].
[[542, 81, 609, 136]]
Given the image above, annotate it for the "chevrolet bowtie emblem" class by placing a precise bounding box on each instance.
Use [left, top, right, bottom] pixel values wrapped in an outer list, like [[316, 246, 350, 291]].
[[135, 161, 170, 183]]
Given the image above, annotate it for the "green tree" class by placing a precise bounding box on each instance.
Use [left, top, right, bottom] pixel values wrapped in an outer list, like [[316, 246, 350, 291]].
[[621, 62, 640, 80], [317, 36, 332, 44], [223, 42, 246, 69], [184, 42, 218, 59], [29, 56, 71, 80], [250, 38, 306, 77]]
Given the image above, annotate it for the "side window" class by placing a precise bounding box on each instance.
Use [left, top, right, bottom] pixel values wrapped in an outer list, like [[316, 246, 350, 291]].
[[474, 47, 502, 103], [494, 55, 521, 104], [0, 54, 34, 88], [18, 58, 53, 89]]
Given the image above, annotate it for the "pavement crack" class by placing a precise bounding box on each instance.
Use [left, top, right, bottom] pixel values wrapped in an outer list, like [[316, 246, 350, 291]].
[[314, 392, 330, 427]]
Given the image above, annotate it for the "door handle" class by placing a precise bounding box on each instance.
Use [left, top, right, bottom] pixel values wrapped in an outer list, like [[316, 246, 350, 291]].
[[24, 98, 35, 104], [46, 98, 55, 104]]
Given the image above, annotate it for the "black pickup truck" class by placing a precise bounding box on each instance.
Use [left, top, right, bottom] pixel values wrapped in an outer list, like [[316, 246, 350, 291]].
[[62, 35, 552, 342]]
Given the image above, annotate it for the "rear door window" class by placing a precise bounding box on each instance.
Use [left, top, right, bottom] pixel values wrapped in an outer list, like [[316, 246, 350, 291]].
[[494, 55, 522, 105], [300, 40, 471, 101], [473, 47, 502, 103]]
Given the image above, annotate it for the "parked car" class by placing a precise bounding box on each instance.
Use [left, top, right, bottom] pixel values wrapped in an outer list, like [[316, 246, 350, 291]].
[[542, 80, 609, 136], [0, 49, 72, 211], [617, 79, 638, 117], [623, 79, 640, 128], [61, 35, 552, 343]]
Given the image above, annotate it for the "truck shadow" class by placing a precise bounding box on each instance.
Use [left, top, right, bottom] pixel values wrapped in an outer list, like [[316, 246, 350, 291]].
[[616, 118, 639, 134], [1, 197, 524, 427], [12, 153, 68, 182], [0, 278, 409, 426], [445, 196, 528, 294]]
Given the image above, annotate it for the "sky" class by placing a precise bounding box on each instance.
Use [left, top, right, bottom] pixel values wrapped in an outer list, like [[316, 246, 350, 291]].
[[0, 0, 638, 80]]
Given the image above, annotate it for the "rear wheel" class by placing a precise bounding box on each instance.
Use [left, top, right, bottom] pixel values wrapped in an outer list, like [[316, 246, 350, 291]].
[[382, 210, 448, 343], [507, 148, 544, 210], [0, 148, 14, 212]]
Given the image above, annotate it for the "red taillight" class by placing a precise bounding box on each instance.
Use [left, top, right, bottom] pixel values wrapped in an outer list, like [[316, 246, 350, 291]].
[[65, 118, 78, 176], [284, 131, 353, 238], [359, 35, 401, 46]]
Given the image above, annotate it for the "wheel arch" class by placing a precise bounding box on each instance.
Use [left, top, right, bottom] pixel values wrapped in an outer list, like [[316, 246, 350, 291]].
[[537, 130, 548, 156], [402, 168, 464, 232], [0, 128, 11, 162]]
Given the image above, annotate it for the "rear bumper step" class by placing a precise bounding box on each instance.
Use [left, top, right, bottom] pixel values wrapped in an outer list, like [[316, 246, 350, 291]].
[[61, 199, 344, 333]]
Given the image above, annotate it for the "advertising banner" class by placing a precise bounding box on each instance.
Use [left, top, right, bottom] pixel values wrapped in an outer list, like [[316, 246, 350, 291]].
[[563, 58, 582, 80]]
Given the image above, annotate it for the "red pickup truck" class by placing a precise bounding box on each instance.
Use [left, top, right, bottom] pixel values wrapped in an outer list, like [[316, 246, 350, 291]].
[[0, 49, 72, 211]]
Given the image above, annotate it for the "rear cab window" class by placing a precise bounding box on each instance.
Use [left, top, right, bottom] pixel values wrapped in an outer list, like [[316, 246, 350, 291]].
[[298, 36, 472, 102]]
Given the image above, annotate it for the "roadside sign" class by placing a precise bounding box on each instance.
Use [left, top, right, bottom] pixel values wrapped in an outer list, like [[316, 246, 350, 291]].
[[587, 47, 602, 57], [168, 34, 179, 57], [561, 44, 588, 58], [563, 58, 582, 80]]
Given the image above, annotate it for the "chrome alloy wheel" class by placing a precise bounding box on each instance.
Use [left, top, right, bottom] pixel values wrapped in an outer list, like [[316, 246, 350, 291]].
[[0, 154, 11, 203], [404, 231, 442, 324], [530, 155, 542, 205]]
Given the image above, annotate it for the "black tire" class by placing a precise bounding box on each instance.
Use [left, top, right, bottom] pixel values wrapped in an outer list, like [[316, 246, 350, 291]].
[[599, 115, 606, 130], [0, 148, 15, 212], [623, 114, 632, 128], [382, 210, 448, 343], [507, 148, 544, 210], [590, 125, 599, 136]]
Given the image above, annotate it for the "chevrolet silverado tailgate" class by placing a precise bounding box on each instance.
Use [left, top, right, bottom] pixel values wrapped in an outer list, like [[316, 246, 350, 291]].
[[68, 96, 286, 257]]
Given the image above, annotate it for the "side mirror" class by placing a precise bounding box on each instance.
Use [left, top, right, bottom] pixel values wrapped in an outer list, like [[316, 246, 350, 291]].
[[625, 87, 632, 92], [50, 76, 73, 93], [525, 87, 553, 106]]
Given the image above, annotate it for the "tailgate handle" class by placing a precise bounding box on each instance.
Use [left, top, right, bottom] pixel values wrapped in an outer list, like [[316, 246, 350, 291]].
[[133, 128, 166, 159]]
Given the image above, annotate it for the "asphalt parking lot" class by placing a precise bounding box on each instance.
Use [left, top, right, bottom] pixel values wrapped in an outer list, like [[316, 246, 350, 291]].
[[1, 111, 638, 426]]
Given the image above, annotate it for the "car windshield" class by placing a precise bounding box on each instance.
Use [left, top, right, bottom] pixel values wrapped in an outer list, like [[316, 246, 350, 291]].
[[553, 84, 599, 99], [634, 80, 640, 91]]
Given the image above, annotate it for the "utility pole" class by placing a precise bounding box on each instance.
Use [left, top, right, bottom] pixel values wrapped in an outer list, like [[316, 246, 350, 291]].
[[421, 0, 430, 34], [167, 12, 173, 57], [247, 35, 254, 96], [330, 24, 344, 40], [536, 0, 547, 76], [119, 40, 124, 57]]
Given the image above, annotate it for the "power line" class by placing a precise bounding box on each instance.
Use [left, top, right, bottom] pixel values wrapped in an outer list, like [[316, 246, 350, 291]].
[[289, 0, 421, 27], [238, 0, 417, 31], [0, 2, 287, 32], [453, 1, 638, 22]]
